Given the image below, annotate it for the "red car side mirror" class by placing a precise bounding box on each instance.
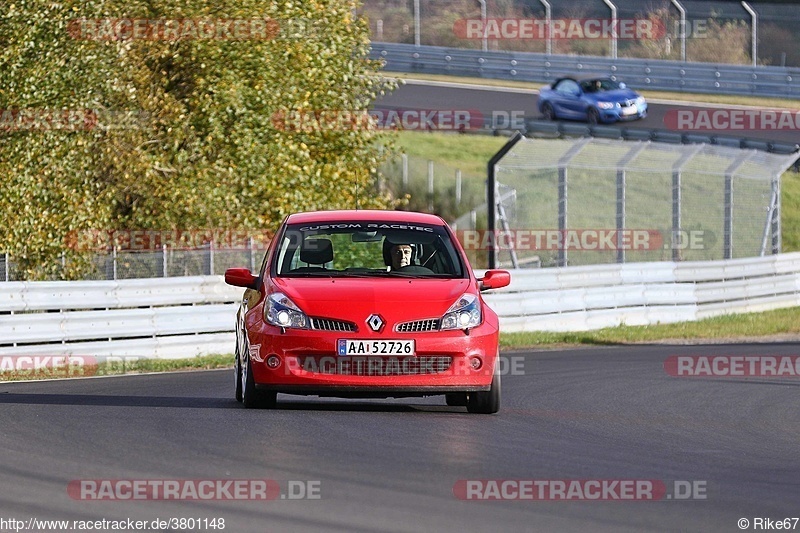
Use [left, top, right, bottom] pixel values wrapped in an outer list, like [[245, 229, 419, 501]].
[[479, 270, 511, 291], [225, 268, 258, 289]]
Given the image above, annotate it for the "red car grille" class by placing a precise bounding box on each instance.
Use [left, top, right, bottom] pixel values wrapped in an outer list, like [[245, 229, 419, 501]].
[[395, 319, 440, 332], [309, 317, 357, 332], [297, 356, 453, 376]]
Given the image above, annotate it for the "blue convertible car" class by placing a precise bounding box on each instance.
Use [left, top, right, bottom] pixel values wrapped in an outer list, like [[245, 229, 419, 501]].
[[537, 77, 647, 124]]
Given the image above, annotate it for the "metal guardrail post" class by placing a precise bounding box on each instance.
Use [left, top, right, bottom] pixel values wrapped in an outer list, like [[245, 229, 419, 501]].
[[602, 0, 618, 59], [742, 2, 758, 68], [478, 0, 488, 52], [538, 0, 552, 56], [671, 0, 687, 62], [413, 0, 420, 47]]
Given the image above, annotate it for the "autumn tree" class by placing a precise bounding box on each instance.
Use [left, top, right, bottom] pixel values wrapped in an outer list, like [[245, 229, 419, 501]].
[[0, 0, 395, 279]]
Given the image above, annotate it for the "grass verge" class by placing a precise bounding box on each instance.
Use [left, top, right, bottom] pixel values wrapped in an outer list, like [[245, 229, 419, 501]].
[[0, 354, 232, 382], [500, 306, 800, 350]]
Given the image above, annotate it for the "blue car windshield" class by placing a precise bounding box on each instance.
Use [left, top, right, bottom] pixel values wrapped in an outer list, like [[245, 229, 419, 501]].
[[580, 79, 621, 93]]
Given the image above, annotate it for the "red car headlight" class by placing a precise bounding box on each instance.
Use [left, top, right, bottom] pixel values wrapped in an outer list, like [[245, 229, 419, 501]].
[[264, 292, 308, 329], [440, 293, 482, 331]]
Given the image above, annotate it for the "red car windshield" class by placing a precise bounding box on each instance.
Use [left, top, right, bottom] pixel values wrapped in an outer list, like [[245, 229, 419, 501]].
[[272, 222, 467, 278]]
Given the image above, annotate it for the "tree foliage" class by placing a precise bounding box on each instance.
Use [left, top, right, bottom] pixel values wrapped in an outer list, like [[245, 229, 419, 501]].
[[0, 0, 396, 279]]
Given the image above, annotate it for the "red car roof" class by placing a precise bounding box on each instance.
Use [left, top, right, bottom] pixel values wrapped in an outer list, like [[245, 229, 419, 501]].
[[286, 210, 446, 225]]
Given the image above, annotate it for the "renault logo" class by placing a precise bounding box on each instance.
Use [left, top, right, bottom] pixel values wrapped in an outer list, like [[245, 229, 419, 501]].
[[366, 314, 385, 332]]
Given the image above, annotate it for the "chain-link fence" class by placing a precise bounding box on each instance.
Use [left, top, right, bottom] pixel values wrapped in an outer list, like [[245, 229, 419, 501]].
[[0, 244, 267, 282], [486, 136, 798, 268]]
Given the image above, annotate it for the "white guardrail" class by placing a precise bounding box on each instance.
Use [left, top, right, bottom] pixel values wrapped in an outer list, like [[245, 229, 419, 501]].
[[1, 253, 799, 358], [0, 277, 241, 359], [479, 252, 800, 332]]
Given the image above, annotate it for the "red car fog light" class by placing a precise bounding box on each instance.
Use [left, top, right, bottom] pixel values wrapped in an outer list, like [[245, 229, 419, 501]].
[[266, 355, 282, 369], [470, 356, 483, 371]]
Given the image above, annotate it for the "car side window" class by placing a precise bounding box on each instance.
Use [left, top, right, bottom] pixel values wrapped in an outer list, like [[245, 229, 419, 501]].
[[555, 79, 580, 96]]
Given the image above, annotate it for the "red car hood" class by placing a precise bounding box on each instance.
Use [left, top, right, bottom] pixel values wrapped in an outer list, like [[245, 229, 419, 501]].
[[271, 277, 473, 324]]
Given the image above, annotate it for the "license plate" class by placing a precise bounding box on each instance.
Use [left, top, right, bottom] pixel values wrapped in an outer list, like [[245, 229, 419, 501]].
[[337, 339, 415, 356], [621, 106, 637, 116]]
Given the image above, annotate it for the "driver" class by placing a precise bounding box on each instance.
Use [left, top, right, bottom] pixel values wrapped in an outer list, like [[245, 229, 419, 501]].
[[390, 244, 413, 270]]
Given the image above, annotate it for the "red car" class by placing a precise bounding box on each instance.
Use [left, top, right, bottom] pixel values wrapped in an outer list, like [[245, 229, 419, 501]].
[[224, 210, 511, 413]]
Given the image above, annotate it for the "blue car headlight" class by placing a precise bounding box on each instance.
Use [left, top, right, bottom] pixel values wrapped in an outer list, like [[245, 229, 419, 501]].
[[596, 102, 616, 110], [635, 96, 646, 107], [441, 293, 482, 331], [264, 292, 308, 328]]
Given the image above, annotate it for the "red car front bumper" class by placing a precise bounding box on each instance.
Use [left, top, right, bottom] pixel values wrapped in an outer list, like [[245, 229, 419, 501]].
[[246, 320, 499, 396]]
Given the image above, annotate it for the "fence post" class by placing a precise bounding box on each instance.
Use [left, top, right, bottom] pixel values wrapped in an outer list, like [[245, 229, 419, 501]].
[[616, 169, 626, 263], [113, 246, 118, 280], [456, 169, 462, 206], [427, 160, 434, 212], [413, 0, 420, 47], [162, 244, 168, 277], [742, 1, 758, 67], [772, 176, 781, 254], [616, 143, 646, 263], [672, 170, 682, 262], [248, 237, 255, 272], [208, 240, 215, 275], [402, 153, 408, 190], [602, 0, 618, 59], [3, 252, 8, 282], [554, 138, 591, 267]]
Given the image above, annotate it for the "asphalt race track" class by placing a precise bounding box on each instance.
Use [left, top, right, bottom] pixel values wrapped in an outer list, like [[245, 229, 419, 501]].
[[376, 81, 800, 146], [2, 343, 799, 532]]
